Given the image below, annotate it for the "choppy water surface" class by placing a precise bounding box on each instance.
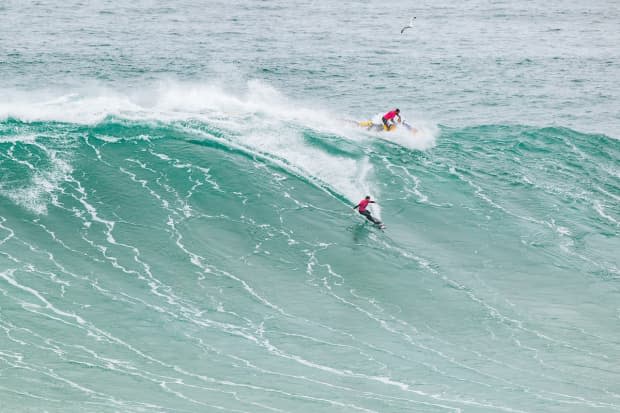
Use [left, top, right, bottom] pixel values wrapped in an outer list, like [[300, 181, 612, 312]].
[[1, 1, 619, 412]]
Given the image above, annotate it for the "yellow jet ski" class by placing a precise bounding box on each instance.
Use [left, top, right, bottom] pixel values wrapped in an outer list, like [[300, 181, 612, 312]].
[[357, 120, 418, 134]]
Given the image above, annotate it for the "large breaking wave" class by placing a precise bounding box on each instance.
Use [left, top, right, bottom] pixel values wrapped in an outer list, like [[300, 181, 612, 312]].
[[1, 82, 619, 413]]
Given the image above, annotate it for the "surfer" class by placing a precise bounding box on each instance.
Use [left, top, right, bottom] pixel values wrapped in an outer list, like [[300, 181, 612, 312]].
[[382, 108, 401, 130], [353, 196, 382, 225]]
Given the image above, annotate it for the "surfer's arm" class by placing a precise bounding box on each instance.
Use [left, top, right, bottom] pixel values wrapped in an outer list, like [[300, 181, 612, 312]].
[[353, 204, 359, 210]]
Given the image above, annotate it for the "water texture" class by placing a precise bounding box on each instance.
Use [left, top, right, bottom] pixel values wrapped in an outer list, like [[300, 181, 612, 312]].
[[0, 1, 619, 412]]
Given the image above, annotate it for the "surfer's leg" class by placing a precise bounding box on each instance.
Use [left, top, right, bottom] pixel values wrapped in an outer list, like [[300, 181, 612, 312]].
[[360, 210, 379, 224]]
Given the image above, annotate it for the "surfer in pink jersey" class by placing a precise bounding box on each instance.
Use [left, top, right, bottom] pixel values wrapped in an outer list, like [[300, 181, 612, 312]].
[[382, 108, 401, 130], [353, 196, 382, 225]]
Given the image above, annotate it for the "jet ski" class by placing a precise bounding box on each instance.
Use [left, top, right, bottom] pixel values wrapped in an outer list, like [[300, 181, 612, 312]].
[[357, 120, 418, 135]]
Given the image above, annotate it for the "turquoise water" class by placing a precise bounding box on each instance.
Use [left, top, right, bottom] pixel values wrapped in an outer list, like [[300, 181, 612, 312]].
[[1, 1, 619, 412]]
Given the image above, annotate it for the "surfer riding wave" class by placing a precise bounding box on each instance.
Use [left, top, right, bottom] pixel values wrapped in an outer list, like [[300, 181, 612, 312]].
[[353, 196, 382, 226]]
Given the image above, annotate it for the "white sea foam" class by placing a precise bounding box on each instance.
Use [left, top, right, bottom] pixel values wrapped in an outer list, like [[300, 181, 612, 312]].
[[0, 143, 73, 215], [0, 81, 328, 126], [0, 81, 438, 210], [0, 88, 143, 124], [0, 81, 438, 143]]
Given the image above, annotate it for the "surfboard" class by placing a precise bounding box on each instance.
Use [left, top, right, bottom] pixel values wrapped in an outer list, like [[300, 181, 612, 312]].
[[359, 219, 385, 230], [356, 214, 385, 229], [374, 222, 386, 230]]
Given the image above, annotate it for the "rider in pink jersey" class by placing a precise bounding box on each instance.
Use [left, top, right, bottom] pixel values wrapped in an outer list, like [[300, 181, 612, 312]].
[[353, 196, 381, 225], [382, 108, 401, 130]]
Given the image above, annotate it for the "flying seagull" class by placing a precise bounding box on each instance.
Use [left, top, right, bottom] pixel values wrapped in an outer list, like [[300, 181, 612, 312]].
[[400, 16, 416, 34]]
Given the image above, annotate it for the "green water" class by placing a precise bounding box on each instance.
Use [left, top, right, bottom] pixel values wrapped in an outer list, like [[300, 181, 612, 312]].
[[1, 1, 619, 412]]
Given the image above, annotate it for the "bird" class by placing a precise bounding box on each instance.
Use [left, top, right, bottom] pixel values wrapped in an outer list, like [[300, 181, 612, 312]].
[[400, 16, 416, 34]]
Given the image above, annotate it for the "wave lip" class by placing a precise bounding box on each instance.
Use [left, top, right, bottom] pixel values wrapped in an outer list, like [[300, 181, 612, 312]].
[[0, 81, 438, 214]]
